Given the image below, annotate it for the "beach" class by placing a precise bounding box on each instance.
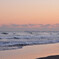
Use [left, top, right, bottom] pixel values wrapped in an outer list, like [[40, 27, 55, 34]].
[[37, 55, 59, 59], [0, 43, 59, 59], [0, 0, 59, 59]]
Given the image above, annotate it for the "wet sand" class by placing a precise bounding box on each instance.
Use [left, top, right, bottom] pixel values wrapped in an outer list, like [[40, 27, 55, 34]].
[[0, 43, 59, 59]]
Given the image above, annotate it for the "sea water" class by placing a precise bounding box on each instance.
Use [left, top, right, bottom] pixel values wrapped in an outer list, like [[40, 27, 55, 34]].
[[0, 31, 59, 50]]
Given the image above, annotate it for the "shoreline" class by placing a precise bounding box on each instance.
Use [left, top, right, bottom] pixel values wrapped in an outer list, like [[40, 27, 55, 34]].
[[0, 43, 59, 59], [0, 42, 59, 51]]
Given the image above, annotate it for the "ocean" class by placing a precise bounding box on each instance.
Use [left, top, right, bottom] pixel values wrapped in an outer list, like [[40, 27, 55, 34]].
[[0, 31, 59, 50]]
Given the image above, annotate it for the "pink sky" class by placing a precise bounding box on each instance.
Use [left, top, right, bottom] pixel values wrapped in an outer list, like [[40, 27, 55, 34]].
[[0, 0, 59, 25]]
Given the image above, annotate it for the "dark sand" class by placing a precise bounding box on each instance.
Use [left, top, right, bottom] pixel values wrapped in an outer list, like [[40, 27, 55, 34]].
[[37, 55, 59, 59]]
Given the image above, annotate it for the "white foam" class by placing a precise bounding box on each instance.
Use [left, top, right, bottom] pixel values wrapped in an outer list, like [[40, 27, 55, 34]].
[[0, 31, 59, 50]]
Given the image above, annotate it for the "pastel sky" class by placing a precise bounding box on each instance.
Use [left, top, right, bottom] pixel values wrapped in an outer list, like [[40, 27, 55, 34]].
[[0, 0, 59, 25]]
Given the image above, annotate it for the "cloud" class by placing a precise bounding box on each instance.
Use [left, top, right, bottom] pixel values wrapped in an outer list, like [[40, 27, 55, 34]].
[[0, 25, 9, 28], [11, 24, 20, 27], [28, 24, 37, 26], [20, 24, 28, 27], [0, 24, 59, 31]]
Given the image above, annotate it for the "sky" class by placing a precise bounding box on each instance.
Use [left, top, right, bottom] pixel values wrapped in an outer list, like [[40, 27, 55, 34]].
[[0, 0, 59, 31]]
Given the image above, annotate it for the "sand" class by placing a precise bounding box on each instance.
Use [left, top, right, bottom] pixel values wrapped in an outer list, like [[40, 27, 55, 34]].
[[0, 43, 59, 59], [37, 55, 59, 59]]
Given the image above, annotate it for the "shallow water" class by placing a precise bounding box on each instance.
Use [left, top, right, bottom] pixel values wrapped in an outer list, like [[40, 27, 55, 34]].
[[0, 31, 59, 50]]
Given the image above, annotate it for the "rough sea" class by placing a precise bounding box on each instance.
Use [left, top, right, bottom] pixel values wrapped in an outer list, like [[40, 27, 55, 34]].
[[0, 31, 59, 50]]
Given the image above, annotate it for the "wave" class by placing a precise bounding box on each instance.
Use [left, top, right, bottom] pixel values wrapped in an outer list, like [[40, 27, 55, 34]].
[[0, 31, 59, 50]]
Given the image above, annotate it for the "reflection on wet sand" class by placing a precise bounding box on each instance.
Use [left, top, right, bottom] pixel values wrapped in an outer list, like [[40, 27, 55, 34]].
[[0, 43, 59, 59]]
